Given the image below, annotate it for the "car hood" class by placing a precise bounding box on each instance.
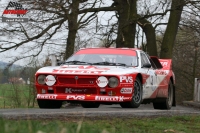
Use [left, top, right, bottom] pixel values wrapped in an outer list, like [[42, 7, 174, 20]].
[[36, 65, 139, 75]]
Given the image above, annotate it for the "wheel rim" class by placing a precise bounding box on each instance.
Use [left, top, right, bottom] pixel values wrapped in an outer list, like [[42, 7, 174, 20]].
[[133, 80, 141, 103], [167, 83, 173, 106]]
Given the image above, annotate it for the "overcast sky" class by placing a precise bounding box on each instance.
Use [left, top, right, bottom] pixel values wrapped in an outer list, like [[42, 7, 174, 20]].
[[0, 0, 171, 66]]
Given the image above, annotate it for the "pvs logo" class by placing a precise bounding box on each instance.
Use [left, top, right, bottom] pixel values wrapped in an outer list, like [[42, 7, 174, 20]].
[[2, 1, 28, 22], [120, 76, 133, 83], [66, 95, 85, 100]]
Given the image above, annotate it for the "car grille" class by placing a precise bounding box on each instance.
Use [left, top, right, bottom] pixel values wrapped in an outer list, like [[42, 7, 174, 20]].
[[57, 77, 76, 84], [56, 75, 98, 94], [57, 75, 97, 86]]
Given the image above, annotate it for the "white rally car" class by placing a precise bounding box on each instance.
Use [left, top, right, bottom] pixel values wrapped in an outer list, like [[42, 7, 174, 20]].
[[35, 48, 176, 109]]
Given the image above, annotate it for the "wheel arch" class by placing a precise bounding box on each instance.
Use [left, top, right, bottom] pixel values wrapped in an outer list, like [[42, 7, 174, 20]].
[[136, 73, 143, 98], [136, 73, 143, 84], [170, 76, 174, 85]]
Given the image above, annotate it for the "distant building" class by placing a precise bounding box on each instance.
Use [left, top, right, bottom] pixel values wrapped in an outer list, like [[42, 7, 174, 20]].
[[8, 77, 26, 84]]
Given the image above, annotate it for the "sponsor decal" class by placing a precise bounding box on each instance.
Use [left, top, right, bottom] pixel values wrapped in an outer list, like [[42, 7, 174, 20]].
[[120, 76, 133, 83], [121, 84, 133, 87], [45, 75, 56, 86], [155, 70, 168, 75], [160, 61, 168, 67], [78, 66, 109, 70], [52, 70, 103, 74], [95, 96, 124, 101], [37, 94, 57, 99], [96, 76, 108, 87], [2, 1, 28, 22], [52, 65, 109, 74], [66, 95, 85, 100], [65, 88, 87, 93], [157, 89, 168, 97], [120, 88, 132, 94]]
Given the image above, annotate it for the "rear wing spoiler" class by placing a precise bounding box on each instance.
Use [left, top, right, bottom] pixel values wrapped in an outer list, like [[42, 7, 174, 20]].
[[159, 59, 172, 70], [150, 56, 172, 70]]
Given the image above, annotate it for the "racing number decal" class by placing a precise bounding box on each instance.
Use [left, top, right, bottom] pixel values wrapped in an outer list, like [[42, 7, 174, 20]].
[[148, 70, 157, 91], [150, 75, 153, 85]]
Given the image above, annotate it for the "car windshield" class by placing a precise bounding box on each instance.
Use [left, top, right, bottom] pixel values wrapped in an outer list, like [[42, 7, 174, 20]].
[[66, 54, 138, 66]]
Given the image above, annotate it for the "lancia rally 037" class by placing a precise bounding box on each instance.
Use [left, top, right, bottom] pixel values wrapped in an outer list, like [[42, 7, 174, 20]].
[[35, 48, 176, 109]]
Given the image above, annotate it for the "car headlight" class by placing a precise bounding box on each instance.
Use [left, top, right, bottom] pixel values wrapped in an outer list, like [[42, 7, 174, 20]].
[[37, 75, 46, 85], [108, 77, 119, 88]]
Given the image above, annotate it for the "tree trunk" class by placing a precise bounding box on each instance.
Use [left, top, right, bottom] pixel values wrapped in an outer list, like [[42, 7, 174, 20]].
[[160, 0, 184, 58], [64, 0, 80, 60], [137, 17, 157, 56], [115, 0, 137, 48]]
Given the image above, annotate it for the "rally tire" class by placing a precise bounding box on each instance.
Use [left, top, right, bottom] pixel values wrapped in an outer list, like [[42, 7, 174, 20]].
[[120, 77, 142, 108], [37, 99, 63, 109], [153, 80, 173, 110], [81, 102, 100, 108]]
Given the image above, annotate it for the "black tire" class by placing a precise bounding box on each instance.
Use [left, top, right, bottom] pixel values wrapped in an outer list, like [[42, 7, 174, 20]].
[[153, 80, 173, 110], [120, 77, 142, 108], [81, 102, 100, 108], [37, 99, 63, 109]]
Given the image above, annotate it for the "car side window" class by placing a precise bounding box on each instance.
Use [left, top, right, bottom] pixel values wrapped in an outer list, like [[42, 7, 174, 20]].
[[141, 53, 150, 66]]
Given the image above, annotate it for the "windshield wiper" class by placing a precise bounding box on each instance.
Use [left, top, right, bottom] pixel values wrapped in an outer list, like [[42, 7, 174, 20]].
[[64, 60, 92, 65], [92, 61, 111, 65], [92, 62, 128, 66], [115, 63, 127, 66]]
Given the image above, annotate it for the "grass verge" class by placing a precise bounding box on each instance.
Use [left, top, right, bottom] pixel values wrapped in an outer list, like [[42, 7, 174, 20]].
[[0, 84, 36, 108], [0, 115, 200, 133]]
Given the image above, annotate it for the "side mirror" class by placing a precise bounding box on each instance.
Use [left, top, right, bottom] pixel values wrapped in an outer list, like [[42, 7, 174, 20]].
[[142, 63, 151, 68]]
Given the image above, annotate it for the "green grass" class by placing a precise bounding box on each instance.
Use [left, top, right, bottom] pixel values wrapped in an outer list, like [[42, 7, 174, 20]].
[[0, 115, 200, 133], [0, 84, 36, 108]]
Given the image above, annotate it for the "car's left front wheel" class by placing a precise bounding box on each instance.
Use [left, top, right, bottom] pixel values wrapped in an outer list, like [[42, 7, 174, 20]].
[[37, 99, 63, 109], [120, 77, 142, 108]]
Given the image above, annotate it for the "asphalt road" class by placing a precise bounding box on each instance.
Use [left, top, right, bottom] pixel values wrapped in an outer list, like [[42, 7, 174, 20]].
[[0, 104, 199, 120]]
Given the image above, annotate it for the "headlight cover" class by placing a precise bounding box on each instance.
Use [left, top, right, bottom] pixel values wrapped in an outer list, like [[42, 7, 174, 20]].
[[108, 77, 119, 88], [37, 75, 46, 85]]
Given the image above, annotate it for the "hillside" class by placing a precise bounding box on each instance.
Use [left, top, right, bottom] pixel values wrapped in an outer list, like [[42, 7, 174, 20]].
[[0, 61, 22, 70]]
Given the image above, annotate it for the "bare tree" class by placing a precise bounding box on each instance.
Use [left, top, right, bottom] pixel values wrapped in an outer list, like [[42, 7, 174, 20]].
[[160, 0, 184, 58], [0, 0, 102, 63], [173, 26, 200, 101], [1, 0, 200, 63]]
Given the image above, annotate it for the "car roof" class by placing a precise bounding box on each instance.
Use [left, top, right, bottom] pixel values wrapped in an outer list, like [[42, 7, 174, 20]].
[[75, 47, 140, 56]]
